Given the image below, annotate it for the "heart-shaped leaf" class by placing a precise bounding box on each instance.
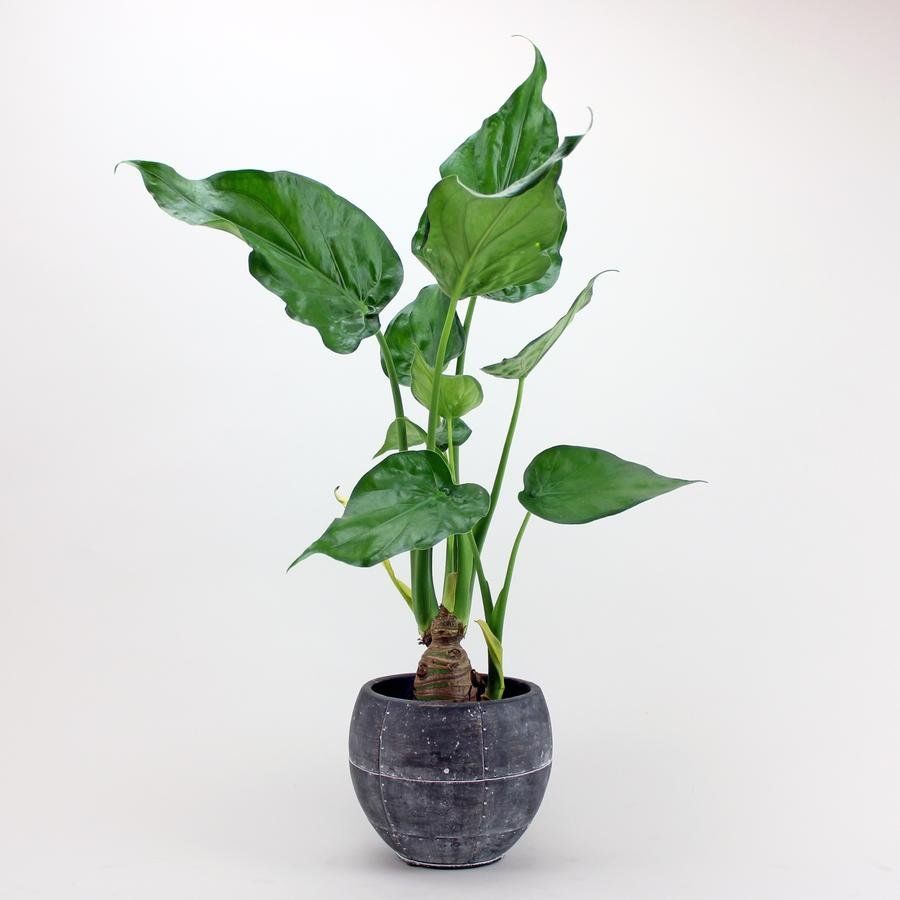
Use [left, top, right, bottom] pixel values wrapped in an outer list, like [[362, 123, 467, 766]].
[[519, 445, 700, 524], [483, 273, 609, 379], [411, 350, 484, 419], [415, 170, 565, 300], [121, 162, 402, 354], [291, 451, 489, 568], [380, 285, 465, 385]]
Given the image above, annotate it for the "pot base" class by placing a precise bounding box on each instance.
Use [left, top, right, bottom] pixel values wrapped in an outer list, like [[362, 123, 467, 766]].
[[396, 852, 504, 869]]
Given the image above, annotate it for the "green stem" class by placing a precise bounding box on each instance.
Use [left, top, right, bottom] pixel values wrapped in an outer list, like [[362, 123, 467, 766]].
[[375, 330, 407, 451], [411, 550, 438, 634], [493, 511, 531, 640], [465, 531, 493, 622], [442, 414, 458, 585], [486, 511, 531, 700], [475, 376, 525, 550], [377, 331, 432, 629], [455, 298, 477, 375], [445, 416, 456, 480], [426, 295, 461, 450], [414, 297, 461, 633]]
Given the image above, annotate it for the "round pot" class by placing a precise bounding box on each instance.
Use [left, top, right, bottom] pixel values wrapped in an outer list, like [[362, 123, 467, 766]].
[[348, 673, 552, 868]]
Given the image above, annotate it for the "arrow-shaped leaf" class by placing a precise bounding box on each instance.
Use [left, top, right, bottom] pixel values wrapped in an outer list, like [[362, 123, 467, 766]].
[[121, 162, 403, 354], [373, 417, 472, 457], [483, 272, 611, 379], [519, 445, 701, 525], [373, 417, 428, 456], [291, 451, 489, 568]]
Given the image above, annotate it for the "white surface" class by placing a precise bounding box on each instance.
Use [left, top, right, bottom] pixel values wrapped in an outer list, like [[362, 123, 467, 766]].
[[2, 1, 899, 897]]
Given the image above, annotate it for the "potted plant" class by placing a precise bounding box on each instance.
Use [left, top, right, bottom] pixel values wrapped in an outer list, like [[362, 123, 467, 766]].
[[120, 42, 699, 868]]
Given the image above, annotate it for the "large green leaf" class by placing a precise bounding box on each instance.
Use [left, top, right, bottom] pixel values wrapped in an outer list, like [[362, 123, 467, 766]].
[[483, 272, 610, 379], [121, 162, 402, 354], [519, 445, 700, 524], [440, 43, 559, 195], [414, 43, 588, 302], [415, 169, 565, 300], [380, 285, 464, 385], [411, 350, 484, 418], [291, 451, 489, 567]]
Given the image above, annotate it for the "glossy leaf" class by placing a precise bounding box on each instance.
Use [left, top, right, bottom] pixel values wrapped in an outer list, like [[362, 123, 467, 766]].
[[415, 170, 565, 300], [333, 485, 412, 608], [519, 446, 700, 524], [483, 273, 607, 379], [291, 451, 489, 568], [415, 43, 587, 302], [380, 285, 465, 385], [440, 43, 559, 195], [121, 162, 402, 354], [435, 418, 472, 452], [411, 351, 484, 419], [374, 417, 428, 457]]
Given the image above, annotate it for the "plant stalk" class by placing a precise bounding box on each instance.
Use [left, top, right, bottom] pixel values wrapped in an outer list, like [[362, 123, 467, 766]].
[[475, 376, 525, 550], [414, 295, 462, 637], [492, 511, 531, 640], [486, 511, 532, 699], [375, 330, 407, 451], [426, 295, 461, 450]]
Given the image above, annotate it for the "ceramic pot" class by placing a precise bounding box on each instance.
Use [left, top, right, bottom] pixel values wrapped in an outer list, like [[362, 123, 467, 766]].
[[348, 673, 552, 868]]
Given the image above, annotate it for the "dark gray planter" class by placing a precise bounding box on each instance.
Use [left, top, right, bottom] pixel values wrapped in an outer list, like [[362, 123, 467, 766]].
[[348, 673, 552, 868]]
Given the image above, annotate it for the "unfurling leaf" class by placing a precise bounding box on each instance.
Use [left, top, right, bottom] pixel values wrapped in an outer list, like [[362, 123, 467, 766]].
[[380, 285, 465, 385], [415, 170, 565, 300], [410, 350, 483, 419], [120, 162, 402, 354], [483, 272, 612, 379], [374, 417, 428, 456], [291, 451, 489, 568], [442, 572, 459, 613], [475, 619, 504, 699], [519, 445, 701, 524]]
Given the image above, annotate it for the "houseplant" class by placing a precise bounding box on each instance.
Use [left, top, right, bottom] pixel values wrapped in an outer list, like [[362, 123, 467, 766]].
[[120, 42, 699, 867]]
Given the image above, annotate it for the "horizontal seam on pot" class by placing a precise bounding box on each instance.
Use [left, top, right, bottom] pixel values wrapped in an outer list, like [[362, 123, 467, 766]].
[[373, 823, 527, 840], [349, 758, 551, 783]]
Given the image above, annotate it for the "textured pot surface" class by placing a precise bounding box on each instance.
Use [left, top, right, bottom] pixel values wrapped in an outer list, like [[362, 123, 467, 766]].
[[348, 673, 552, 868]]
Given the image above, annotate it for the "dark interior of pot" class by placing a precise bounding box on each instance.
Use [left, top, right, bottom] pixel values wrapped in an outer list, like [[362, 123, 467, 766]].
[[371, 674, 532, 701]]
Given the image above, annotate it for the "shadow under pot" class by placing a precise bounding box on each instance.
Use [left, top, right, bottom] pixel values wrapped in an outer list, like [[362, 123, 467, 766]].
[[348, 673, 552, 868]]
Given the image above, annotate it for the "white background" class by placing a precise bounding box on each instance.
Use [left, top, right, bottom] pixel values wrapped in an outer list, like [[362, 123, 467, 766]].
[[2, 1, 899, 897]]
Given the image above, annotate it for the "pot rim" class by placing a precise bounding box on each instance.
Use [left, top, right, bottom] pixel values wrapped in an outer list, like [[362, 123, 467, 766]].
[[361, 673, 541, 707]]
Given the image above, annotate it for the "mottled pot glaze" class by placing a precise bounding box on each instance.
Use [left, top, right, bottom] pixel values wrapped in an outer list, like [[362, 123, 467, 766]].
[[348, 673, 552, 868]]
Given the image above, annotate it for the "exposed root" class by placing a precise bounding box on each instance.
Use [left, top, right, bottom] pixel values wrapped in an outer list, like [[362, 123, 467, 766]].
[[413, 606, 484, 702]]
